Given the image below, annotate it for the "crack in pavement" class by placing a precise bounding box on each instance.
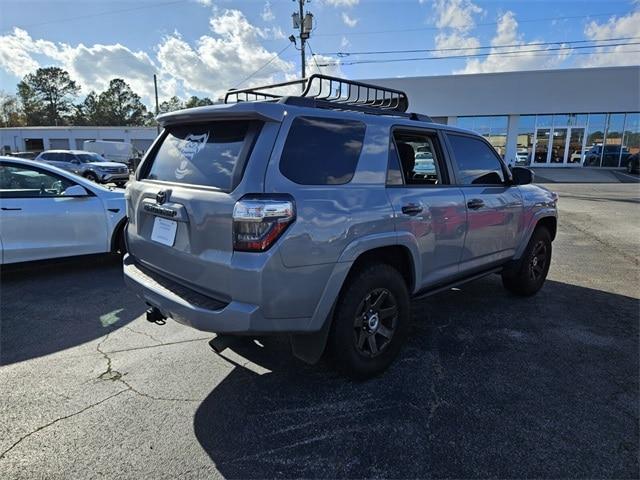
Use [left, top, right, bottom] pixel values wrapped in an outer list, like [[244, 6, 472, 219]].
[[124, 325, 164, 345], [0, 331, 206, 460], [96, 333, 200, 403], [0, 389, 129, 461]]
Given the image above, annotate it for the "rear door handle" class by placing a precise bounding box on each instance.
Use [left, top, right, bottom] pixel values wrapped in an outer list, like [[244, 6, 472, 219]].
[[467, 199, 485, 210], [401, 204, 423, 215], [1, 207, 22, 211]]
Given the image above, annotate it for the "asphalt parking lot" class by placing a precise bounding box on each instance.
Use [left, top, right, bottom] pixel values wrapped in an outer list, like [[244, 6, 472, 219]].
[[1, 183, 638, 479]]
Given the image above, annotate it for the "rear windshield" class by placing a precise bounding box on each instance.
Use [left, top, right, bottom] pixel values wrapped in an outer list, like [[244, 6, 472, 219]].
[[144, 121, 260, 191]]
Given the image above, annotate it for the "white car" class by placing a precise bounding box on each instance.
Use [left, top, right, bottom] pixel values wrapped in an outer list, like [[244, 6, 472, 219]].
[[0, 156, 127, 264]]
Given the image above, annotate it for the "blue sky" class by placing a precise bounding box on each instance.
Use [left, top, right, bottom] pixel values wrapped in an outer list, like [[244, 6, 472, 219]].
[[1, 0, 638, 106]]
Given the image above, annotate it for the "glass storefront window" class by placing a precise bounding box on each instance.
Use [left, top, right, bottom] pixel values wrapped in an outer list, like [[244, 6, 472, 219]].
[[457, 117, 475, 130], [603, 113, 625, 167], [457, 116, 509, 158], [553, 114, 570, 127], [536, 115, 553, 128], [534, 129, 550, 163], [621, 113, 639, 168], [585, 114, 606, 167], [516, 115, 536, 165]]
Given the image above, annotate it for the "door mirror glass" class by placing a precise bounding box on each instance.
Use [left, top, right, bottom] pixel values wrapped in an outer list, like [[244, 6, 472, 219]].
[[511, 166, 534, 185], [63, 185, 89, 196]]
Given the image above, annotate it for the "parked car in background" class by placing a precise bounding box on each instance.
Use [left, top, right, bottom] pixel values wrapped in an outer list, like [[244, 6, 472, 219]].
[[627, 152, 639, 174], [7, 151, 41, 160], [584, 145, 631, 166], [0, 157, 127, 264], [83, 140, 136, 168], [35, 150, 129, 187], [123, 74, 558, 379], [515, 147, 529, 165]]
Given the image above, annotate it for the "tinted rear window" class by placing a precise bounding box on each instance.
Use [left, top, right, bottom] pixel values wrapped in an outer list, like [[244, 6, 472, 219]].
[[279, 116, 366, 185], [144, 121, 259, 191]]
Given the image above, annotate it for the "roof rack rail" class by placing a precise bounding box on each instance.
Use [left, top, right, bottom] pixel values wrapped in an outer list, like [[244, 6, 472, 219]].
[[225, 74, 410, 113]]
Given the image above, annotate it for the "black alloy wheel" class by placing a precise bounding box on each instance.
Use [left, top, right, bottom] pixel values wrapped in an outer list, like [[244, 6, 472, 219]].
[[353, 288, 398, 358]]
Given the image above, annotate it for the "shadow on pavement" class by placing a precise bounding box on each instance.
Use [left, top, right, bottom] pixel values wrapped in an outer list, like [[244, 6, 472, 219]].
[[194, 277, 639, 479], [0, 254, 145, 365]]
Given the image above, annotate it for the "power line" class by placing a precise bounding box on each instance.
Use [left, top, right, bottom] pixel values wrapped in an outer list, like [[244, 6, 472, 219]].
[[13, 0, 188, 29], [316, 42, 640, 66], [306, 41, 322, 73], [314, 11, 632, 37], [323, 36, 640, 57], [233, 43, 292, 90]]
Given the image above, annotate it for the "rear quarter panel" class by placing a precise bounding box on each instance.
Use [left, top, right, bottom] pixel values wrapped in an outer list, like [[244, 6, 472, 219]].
[[264, 114, 394, 268]]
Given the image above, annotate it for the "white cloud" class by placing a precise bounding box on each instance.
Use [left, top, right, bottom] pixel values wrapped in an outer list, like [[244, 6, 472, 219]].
[[456, 12, 570, 74], [430, 0, 483, 60], [0, 28, 173, 102], [579, 10, 640, 67], [0, 28, 65, 78], [432, 0, 483, 32], [340, 36, 350, 49], [325, 0, 359, 6], [434, 31, 480, 56], [341, 12, 358, 27], [261, 1, 275, 22], [157, 9, 294, 97], [195, 0, 213, 7]]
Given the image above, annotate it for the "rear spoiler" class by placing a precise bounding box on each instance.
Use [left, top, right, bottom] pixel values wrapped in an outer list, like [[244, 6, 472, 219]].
[[157, 102, 286, 127]]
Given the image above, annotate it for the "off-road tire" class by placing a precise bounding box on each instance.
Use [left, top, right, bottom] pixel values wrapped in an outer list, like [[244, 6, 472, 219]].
[[329, 264, 410, 379], [502, 226, 552, 296]]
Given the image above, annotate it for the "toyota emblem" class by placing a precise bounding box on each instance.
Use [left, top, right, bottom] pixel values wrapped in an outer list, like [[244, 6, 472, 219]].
[[156, 190, 168, 205]]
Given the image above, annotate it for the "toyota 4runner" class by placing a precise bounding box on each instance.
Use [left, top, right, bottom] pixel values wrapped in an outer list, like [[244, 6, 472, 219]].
[[123, 75, 558, 378]]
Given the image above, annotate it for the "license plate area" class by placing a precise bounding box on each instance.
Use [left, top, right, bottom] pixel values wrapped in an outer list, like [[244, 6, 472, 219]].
[[151, 216, 178, 246]]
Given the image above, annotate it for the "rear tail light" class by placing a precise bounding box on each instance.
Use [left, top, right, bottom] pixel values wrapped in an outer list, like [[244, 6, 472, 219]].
[[232, 196, 295, 252]]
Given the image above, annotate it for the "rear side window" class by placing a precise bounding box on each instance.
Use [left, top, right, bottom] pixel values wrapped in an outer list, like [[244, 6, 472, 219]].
[[279, 116, 366, 185], [447, 134, 505, 185], [144, 121, 260, 191]]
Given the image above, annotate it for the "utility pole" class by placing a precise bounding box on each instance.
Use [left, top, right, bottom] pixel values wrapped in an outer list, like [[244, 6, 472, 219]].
[[291, 0, 313, 87]]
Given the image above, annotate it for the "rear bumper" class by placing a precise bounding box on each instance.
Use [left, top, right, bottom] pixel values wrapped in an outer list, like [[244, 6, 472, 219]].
[[123, 254, 312, 333]]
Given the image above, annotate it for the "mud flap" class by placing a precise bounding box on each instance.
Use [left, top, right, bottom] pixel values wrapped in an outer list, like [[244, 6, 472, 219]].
[[289, 305, 334, 364]]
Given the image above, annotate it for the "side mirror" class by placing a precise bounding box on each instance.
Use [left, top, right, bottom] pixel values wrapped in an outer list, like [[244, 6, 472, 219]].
[[63, 185, 89, 196], [511, 166, 534, 185]]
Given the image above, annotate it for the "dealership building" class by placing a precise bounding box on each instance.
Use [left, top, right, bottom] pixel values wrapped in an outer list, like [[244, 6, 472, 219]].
[[1, 66, 638, 168], [0, 126, 157, 156], [372, 65, 639, 168]]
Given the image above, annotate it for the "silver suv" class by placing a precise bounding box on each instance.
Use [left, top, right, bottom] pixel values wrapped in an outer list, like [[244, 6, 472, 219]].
[[35, 150, 130, 187], [124, 75, 557, 378]]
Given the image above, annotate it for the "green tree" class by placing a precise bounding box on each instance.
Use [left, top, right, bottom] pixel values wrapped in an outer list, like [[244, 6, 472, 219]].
[[17, 67, 80, 125], [72, 91, 101, 125], [185, 96, 213, 108], [97, 79, 148, 126], [159, 96, 184, 113], [0, 92, 26, 127]]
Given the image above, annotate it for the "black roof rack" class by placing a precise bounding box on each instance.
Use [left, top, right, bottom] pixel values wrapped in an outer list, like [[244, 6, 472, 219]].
[[225, 74, 433, 121]]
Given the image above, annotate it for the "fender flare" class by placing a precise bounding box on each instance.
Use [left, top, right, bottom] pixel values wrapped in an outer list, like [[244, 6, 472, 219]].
[[514, 209, 557, 259]]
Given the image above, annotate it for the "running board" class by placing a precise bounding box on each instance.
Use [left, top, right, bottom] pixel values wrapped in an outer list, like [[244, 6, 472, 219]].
[[412, 267, 503, 301]]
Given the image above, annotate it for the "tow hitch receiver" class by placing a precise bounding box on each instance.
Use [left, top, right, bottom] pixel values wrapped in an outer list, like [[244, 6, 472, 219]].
[[145, 306, 166, 325]]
